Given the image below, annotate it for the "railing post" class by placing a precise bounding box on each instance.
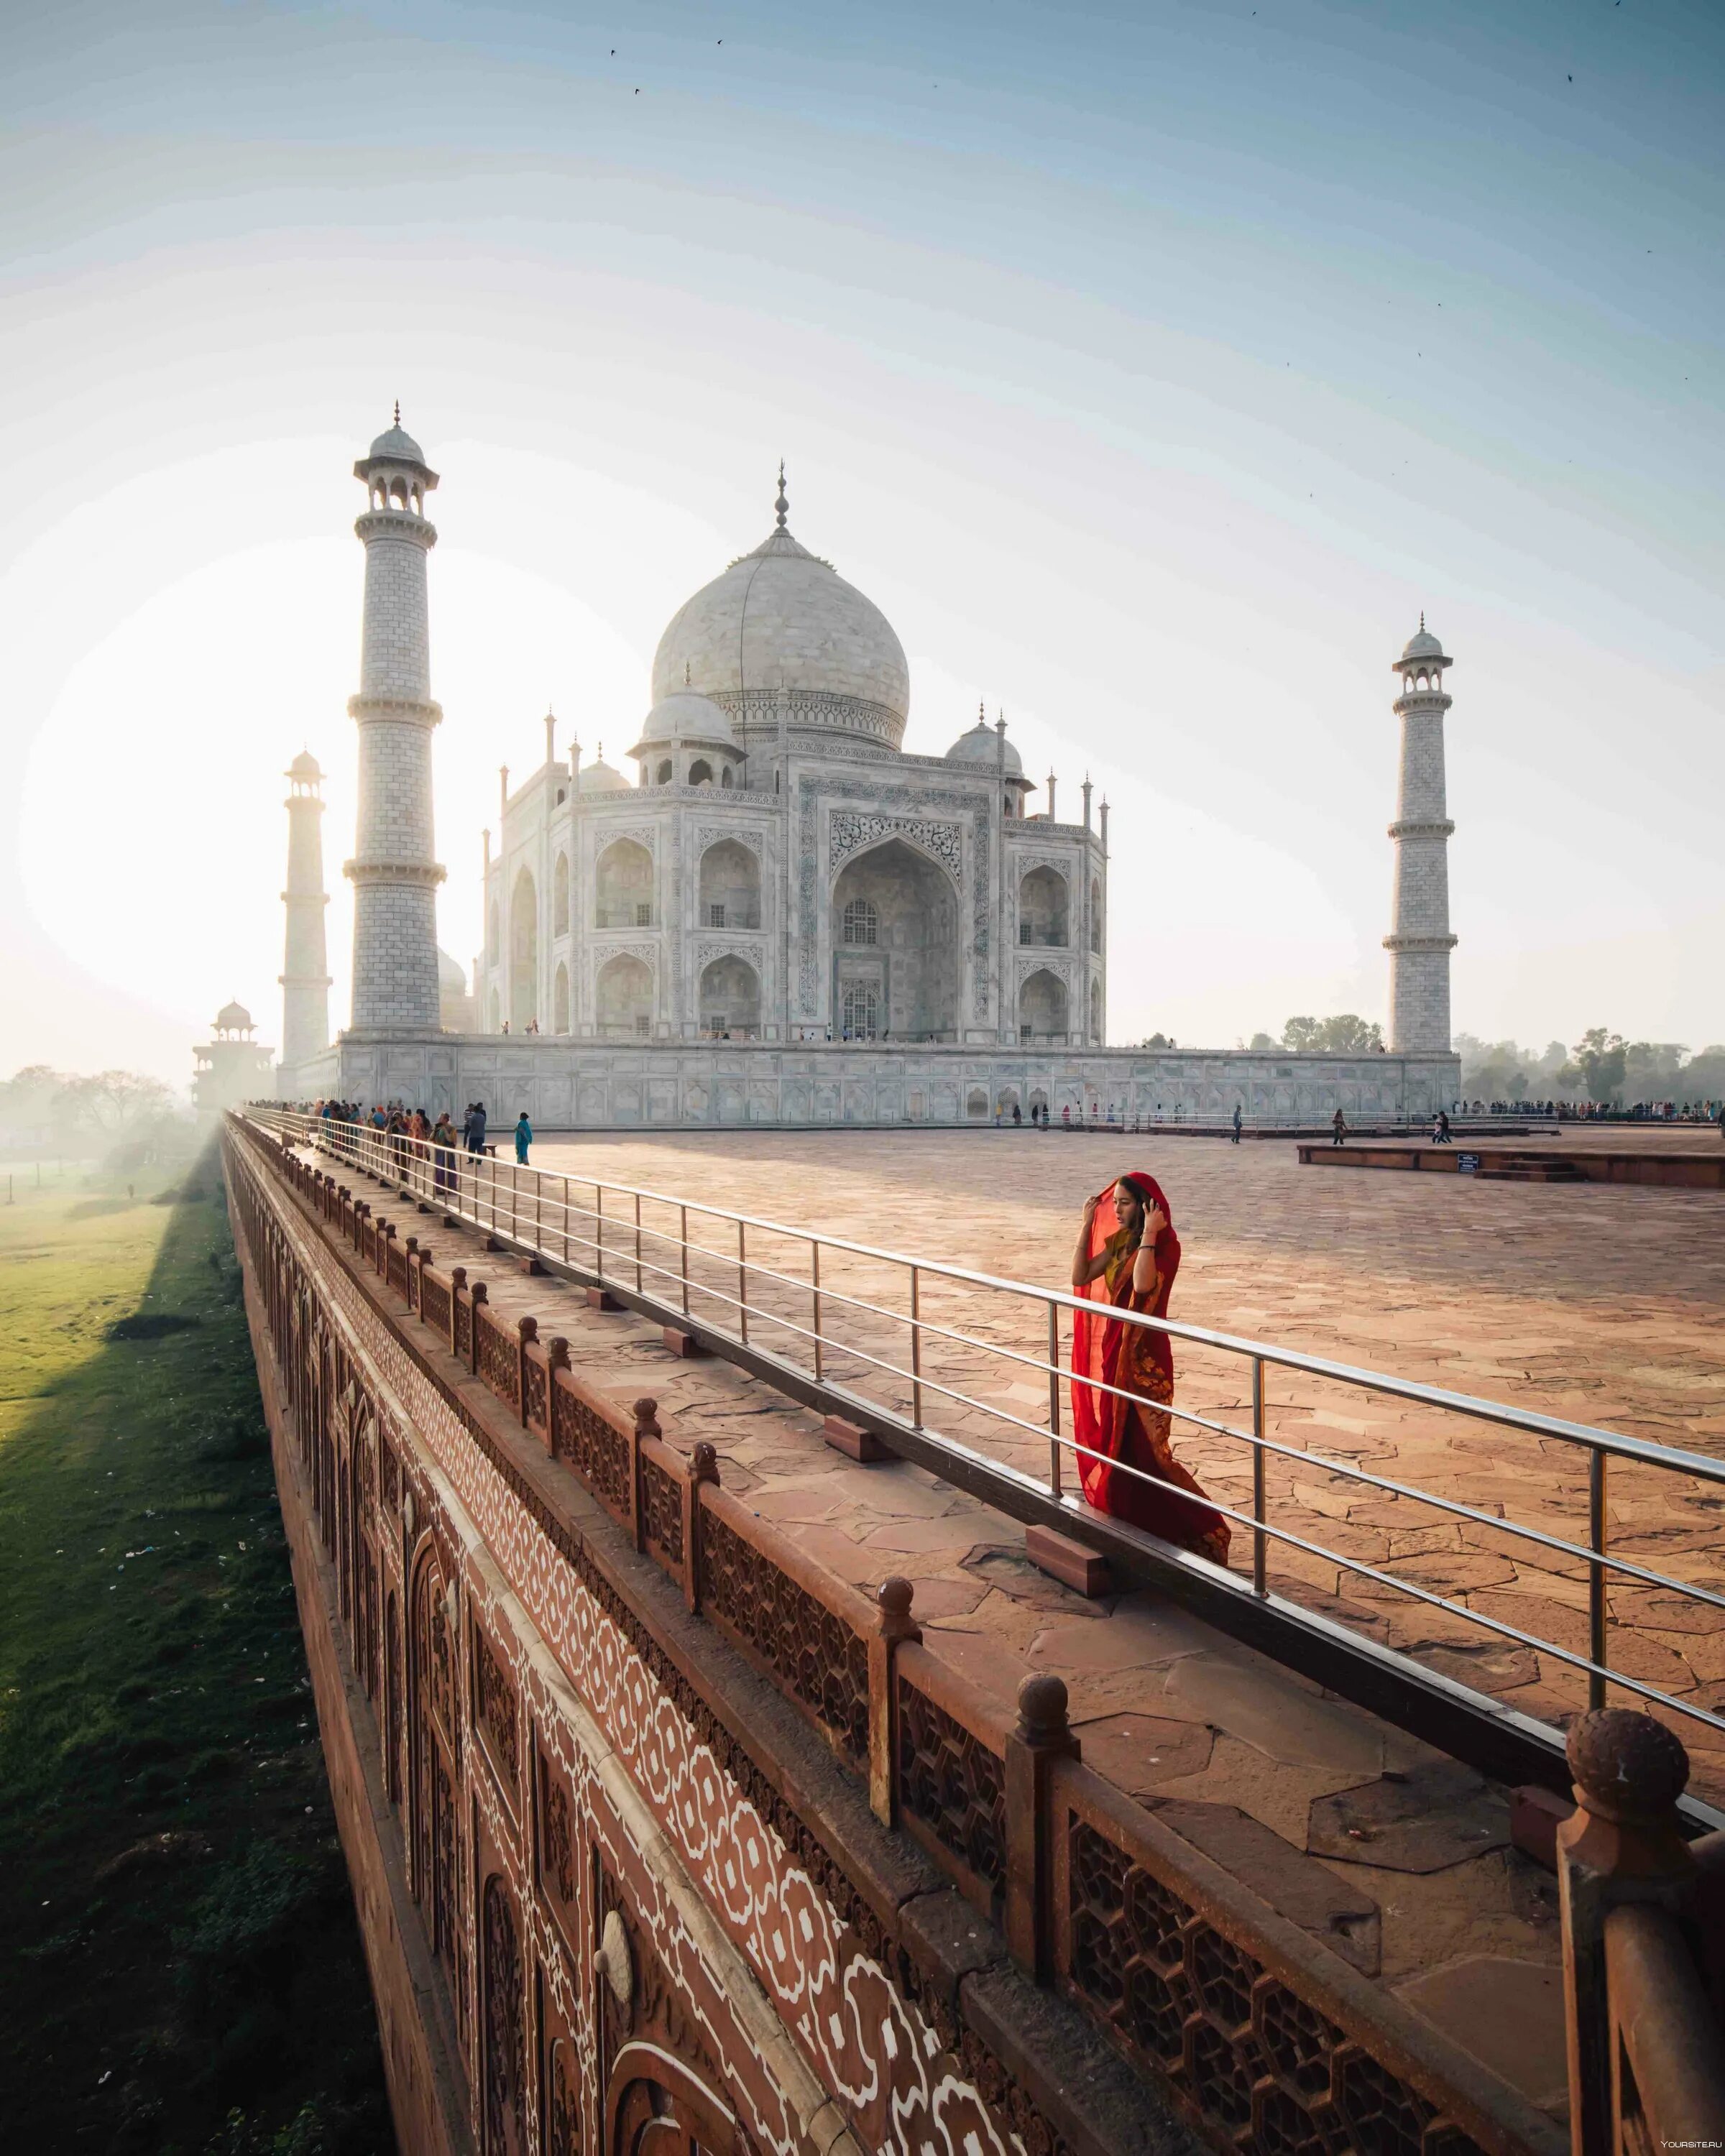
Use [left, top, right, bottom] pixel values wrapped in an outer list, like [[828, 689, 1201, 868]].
[[562, 1176, 571, 1265], [1558, 1709, 1696, 2156], [448, 1266, 466, 1353], [684, 1440, 719, 1614], [1047, 1298, 1062, 1498], [680, 1204, 690, 1319], [380, 1220, 396, 1280], [515, 1316, 537, 1428], [909, 1265, 923, 1428], [594, 1184, 604, 1284], [811, 1238, 822, 1383], [467, 1282, 487, 1375], [1588, 1449, 1609, 1711], [1004, 1673, 1078, 1982], [634, 1191, 643, 1294], [630, 1396, 658, 1553], [1252, 1355, 1267, 1596], [737, 1220, 748, 1346], [543, 1335, 569, 1456], [867, 1577, 919, 1827]]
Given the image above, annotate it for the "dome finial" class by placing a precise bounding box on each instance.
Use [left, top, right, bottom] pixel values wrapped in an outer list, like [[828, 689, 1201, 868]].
[[685, 659, 691, 686], [393, 397, 401, 427], [775, 459, 788, 530], [1420, 608, 1425, 632]]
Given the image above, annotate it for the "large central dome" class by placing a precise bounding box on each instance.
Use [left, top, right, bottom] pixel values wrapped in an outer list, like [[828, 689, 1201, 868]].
[[650, 493, 909, 750]]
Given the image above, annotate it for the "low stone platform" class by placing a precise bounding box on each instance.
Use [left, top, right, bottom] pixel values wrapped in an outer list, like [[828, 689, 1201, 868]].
[[298, 1133, 1576, 2139], [1298, 1142, 1725, 1189]]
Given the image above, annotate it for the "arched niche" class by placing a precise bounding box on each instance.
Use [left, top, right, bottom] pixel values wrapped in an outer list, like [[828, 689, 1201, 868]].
[[553, 851, 569, 936], [699, 839, 760, 929], [1090, 976, 1103, 1041], [829, 837, 959, 1043], [597, 953, 653, 1038], [699, 954, 760, 1038], [1090, 878, 1103, 954], [510, 867, 538, 1030], [553, 962, 570, 1034], [596, 839, 654, 929], [1018, 967, 1068, 1044], [1018, 865, 1067, 947]]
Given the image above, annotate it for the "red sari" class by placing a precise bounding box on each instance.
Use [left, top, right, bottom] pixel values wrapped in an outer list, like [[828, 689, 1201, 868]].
[[1071, 1173, 1230, 1565]]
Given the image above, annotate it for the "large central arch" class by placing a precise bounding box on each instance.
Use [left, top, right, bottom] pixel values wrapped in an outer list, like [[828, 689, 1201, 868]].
[[829, 838, 959, 1042]]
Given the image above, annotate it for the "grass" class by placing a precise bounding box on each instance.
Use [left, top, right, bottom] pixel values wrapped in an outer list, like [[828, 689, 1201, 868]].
[[0, 1148, 392, 2154]]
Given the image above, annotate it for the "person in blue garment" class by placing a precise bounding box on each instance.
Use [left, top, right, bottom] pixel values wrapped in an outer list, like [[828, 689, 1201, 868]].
[[514, 1110, 533, 1164]]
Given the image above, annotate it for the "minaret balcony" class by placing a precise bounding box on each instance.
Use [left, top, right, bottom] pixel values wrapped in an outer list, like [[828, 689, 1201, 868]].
[[1386, 817, 1455, 839], [347, 693, 443, 727]]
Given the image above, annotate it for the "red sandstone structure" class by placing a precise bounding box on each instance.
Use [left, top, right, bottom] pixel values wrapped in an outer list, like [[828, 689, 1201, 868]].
[[223, 1115, 1723, 2156]]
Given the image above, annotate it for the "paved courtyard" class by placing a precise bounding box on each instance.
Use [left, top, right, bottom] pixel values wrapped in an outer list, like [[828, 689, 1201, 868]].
[[529, 1123, 1725, 1790]]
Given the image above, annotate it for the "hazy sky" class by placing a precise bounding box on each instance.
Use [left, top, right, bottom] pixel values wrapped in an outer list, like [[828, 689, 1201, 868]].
[[3, 0, 1721, 1087]]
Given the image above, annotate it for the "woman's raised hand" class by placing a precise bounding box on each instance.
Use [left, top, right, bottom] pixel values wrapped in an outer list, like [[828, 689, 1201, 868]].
[[1144, 1206, 1168, 1241], [1081, 1192, 1101, 1224]]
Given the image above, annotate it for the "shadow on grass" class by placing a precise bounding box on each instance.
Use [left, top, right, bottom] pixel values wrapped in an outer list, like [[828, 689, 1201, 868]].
[[0, 1145, 392, 2155]]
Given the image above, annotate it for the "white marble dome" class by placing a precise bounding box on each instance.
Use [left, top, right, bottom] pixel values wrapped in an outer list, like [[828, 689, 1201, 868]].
[[1400, 623, 1446, 663], [437, 948, 468, 995], [367, 421, 426, 465], [578, 753, 632, 795], [651, 520, 909, 749], [636, 688, 735, 747], [945, 717, 1022, 774]]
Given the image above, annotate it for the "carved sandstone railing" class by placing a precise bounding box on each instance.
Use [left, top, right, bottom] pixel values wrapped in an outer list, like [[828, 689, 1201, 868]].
[[1556, 1709, 1725, 2156], [247, 1123, 1565, 2156]]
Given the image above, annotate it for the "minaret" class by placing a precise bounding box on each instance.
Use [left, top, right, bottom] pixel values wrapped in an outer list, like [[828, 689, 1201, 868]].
[[279, 750, 331, 1070], [1384, 617, 1458, 1051], [345, 408, 444, 1031]]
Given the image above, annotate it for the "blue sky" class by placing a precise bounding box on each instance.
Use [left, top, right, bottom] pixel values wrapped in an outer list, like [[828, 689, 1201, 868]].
[[2, 1, 1720, 1077]]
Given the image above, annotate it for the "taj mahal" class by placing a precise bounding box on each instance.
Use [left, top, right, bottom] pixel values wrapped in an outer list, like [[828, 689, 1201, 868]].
[[270, 413, 1460, 1126]]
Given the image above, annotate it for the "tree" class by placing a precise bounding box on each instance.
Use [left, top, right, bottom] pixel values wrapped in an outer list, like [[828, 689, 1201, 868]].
[[56, 1070, 177, 1134], [1248, 1032, 1277, 1053], [1282, 1015, 1382, 1054], [1572, 1028, 1627, 1106]]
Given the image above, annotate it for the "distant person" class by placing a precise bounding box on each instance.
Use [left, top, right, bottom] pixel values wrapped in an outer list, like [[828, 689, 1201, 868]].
[[1012, 1101, 1022, 1127], [1230, 1105, 1243, 1145], [514, 1111, 533, 1164], [1331, 1108, 1347, 1147], [466, 1102, 487, 1155], [431, 1112, 458, 1197]]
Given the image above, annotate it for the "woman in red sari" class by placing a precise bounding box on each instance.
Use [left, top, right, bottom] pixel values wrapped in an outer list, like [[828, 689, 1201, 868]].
[[1069, 1172, 1230, 1565]]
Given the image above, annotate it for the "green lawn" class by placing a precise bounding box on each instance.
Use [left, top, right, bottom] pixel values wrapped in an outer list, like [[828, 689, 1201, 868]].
[[0, 1149, 392, 2154]]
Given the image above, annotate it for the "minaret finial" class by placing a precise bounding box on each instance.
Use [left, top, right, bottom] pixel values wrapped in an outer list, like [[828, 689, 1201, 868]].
[[685, 659, 691, 686], [393, 398, 401, 427], [775, 460, 788, 530], [1420, 609, 1425, 631]]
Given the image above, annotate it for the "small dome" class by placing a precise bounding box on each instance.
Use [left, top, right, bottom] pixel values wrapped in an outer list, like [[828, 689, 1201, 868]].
[[1400, 623, 1446, 663], [945, 717, 1023, 775], [579, 755, 632, 795], [367, 421, 426, 465], [288, 750, 322, 781], [635, 688, 735, 748], [215, 1000, 253, 1033], [437, 948, 468, 994]]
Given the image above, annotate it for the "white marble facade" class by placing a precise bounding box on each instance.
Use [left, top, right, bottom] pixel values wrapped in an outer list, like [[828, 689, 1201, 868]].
[[278, 420, 1462, 1122], [479, 474, 1108, 1051]]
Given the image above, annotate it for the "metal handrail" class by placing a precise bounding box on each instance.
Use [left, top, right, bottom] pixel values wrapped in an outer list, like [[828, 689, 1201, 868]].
[[252, 1106, 1725, 1750]]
